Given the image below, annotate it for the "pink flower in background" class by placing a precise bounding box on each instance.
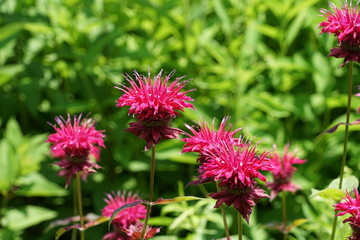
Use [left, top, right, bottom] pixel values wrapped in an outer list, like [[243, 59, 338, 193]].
[[334, 189, 360, 240], [47, 114, 105, 187], [319, 1, 360, 66], [102, 228, 130, 240], [267, 144, 306, 200], [116, 70, 195, 150], [101, 191, 146, 229], [182, 117, 245, 157]]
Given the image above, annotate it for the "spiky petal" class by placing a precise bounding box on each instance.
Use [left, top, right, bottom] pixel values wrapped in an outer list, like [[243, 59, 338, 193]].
[[319, 1, 360, 66], [116, 70, 195, 150], [334, 188, 360, 240], [47, 114, 105, 187]]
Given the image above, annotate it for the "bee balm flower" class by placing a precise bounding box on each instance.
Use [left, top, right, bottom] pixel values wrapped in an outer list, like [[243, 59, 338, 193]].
[[334, 188, 360, 240], [267, 144, 306, 200], [47, 114, 105, 187], [116, 70, 195, 151], [319, 1, 360, 66]]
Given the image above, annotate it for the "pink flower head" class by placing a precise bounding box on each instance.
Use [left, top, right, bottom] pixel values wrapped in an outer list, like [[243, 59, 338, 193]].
[[267, 144, 306, 200], [123, 223, 160, 239], [210, 187, 269, 223], [47, 114, 105, 187], [116, 70, 195, 151], [199, 143, 273, 188], [182, 116, 245, 156], [101, 191, 146, 229], [334, 188, 360, 240], [319, 1, 360, 66], [199, 142, 273, 223]]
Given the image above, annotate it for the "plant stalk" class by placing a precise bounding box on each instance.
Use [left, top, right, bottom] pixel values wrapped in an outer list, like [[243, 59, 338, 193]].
[[238, 212, 243, 240], [76, 173, 85, 240], [72, 185, 78, 240], [282, 193, 288, 240], [140, 146, 156, 240], [330, 61, 354, 240], [216, 182, 230, 240]]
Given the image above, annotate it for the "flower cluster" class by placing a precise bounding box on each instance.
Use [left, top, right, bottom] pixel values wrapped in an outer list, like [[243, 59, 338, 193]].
[[47, 114, 105, 187], [267, 144, 306, 200], [319, 1, 360, 66], [334, 188, 360, 240], [101, 191, 159, 240], [182, 117, 273, 222], [116, 70, 195, 151]]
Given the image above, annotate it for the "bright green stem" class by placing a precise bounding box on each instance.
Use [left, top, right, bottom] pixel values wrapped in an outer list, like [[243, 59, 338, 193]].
[[76, 173, 85, 240], [282, 193, 288, 240], [140, 146, 156, 240], [330, 61, 354, 240], [72, 185, 78, 240], [216, 182, 230, 240], [238, 212, 243, 240]]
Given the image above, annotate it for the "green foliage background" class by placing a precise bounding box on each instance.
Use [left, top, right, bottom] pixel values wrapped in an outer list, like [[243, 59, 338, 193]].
[[1, 0, 360, 239]]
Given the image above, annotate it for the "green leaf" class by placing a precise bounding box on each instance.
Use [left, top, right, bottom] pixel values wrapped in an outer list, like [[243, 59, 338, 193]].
[[0, 141, 16, 194], [108, 200, 144, 230], [2, 205, 57, 230], [310, 188, 346, 201], [16, 172, 67, 197], [4, 118, 23, 147], [328, 176, 359, 192], [152, 196, 202, 205]]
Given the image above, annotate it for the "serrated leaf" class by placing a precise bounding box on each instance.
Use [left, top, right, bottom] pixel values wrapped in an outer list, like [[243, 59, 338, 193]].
[[16, 172, 67, 197], [2, 205, 57, 230], [152, 196, 202, 205], [108, 200, 144, 230]]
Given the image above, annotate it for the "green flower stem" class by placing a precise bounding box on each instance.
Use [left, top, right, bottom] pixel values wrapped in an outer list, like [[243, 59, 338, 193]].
[[238, 212, 243, 240], [216, 182, 230, 240], [75, 173, 85, 240], [140, 146, 156, 240], [282, 193, 288, 240], [72, 185, 78, 240], [330, 61, 354, 240]]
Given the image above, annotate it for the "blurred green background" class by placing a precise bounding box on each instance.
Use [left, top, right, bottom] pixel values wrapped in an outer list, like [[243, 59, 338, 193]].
[[1, 0, 360, 239]]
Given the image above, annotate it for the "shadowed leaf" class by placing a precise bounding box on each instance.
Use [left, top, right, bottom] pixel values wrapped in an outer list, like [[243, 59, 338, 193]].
[[152, 196, 202, 205], [108, 200, 145, 230]]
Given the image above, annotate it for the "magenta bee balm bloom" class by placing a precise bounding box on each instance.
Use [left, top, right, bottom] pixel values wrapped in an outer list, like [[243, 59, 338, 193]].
[[267, 144, 306, 200], [319, 1, 360, 66], [116, 70, 195, 151], [47, 114, 105, 187], [334, 189, 360, 240]]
